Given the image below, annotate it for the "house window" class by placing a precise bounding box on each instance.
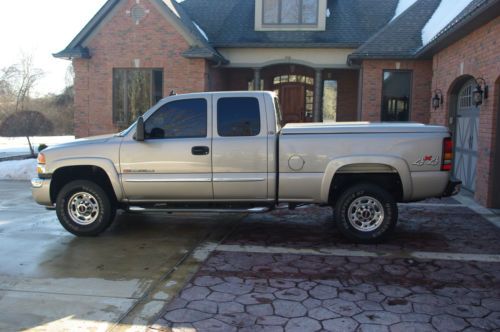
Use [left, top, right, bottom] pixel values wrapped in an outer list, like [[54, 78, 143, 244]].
[[381, 71, 411, 122], [322, 80, 337, 122], [113, 69, 163, 126], [263, 0, 319, 25]]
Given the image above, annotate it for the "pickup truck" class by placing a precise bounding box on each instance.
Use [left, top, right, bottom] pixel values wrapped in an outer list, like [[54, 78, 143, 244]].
[[32, 91, 460, 242]]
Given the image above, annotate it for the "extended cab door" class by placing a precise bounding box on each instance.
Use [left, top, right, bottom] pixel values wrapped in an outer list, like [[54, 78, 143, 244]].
[[212, 93, 269, 200], [120, 96, 213, 201]]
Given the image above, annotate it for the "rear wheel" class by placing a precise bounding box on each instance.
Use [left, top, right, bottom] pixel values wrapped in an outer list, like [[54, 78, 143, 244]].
[[334, 183, 398, 243], [56, 180, 116, 236]]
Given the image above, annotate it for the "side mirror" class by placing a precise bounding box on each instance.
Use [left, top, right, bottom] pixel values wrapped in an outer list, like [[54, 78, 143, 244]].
[[135, 116, 145, 141]]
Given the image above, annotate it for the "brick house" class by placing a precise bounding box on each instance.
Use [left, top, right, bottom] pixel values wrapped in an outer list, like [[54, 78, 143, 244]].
[[55, 0, 500, 208]]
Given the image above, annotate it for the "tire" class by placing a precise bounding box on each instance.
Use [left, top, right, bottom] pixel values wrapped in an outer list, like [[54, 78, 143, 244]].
[[334, 183, 398, 243], [56, 180, 116, 236]]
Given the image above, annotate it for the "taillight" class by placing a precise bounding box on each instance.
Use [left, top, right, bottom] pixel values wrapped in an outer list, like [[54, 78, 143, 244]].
[[441, 137, 453, 171]]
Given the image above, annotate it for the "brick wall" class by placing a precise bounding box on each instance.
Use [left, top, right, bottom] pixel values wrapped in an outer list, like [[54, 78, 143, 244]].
[[429, 16, 500, 207], [360, 60, 433, 123], [73, 0, 208, 137]]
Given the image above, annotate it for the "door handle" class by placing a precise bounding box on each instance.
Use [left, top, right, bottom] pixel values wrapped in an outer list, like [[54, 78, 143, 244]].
[[192, 146, 210, 155]]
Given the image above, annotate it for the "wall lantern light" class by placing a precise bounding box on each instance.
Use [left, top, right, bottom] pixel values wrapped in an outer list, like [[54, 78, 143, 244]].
[[473, 77, 488, 106], [432, 89, 443, 110]]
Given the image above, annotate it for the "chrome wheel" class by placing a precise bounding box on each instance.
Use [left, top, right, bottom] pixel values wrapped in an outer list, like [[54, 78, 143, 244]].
[[347, 196, 384, 232], [67, 192, 100, 226]]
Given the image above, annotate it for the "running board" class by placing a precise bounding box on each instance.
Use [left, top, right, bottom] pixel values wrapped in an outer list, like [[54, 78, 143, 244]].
[[127, 206, 271, 214]]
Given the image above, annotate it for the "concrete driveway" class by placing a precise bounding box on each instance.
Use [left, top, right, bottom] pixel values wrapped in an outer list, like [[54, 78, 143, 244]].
[[2, 180, 500, 332], [0, 181, 240, 331]]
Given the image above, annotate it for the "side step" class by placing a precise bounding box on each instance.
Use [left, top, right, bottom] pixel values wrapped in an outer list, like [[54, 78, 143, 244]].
[[127, 206, 271, 214]]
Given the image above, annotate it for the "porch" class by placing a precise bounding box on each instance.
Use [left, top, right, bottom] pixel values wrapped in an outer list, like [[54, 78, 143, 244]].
[[209, 64, 360, 124]]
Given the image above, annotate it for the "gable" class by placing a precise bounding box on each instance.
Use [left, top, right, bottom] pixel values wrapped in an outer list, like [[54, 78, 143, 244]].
[[54, 0, 225, 63]]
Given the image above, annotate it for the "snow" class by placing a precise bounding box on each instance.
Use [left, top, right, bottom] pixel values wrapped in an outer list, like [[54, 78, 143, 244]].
[[0, 136, 74, 159], [421, 0, 473, 45], [0, 159, 37, 181], [0, 136, 75, 180], [391, 0, 418, 21], [193, 21, 209, 41]]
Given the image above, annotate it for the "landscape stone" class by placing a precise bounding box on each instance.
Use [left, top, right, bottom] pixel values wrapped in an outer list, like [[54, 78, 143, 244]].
[[323, 298, 362, 316], [180, 286, 210, 301], [353, 311, 400, 325], [308, 307, 340, 320], [323, 317, 359, 331], [273, 300, 307, 318], [163, 309, 212, 323], [431, 314, 469, 331], [309, 285, 338, 300], [193, 318, 237, 332], [285, 317, 321, 332]]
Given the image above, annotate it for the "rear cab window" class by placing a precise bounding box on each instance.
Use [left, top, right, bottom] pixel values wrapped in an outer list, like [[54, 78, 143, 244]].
[[217, 97, 261, 137]]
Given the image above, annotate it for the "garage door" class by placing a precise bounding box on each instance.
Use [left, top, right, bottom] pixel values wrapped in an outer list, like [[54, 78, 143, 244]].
[[453, 79, 479, 192]]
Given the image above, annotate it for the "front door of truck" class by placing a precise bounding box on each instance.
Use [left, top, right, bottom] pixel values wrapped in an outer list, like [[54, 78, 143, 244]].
[[120, 97, 213, 201], [211, 94, 269, 200]]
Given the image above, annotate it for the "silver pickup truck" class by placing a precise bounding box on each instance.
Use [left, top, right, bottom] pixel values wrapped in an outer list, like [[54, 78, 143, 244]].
[[32, 91, 460, 242]]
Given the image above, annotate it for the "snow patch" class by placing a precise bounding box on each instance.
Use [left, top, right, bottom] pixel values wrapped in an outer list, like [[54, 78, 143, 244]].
[[0, 159, 37, 180], [193, 21, 209, 41], [391, 0, 418, 21], [421, 0, 474, 45], [0, 136, 75, 158]]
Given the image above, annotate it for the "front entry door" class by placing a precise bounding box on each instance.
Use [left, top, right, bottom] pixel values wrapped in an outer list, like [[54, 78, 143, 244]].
[[454, 80, 480, 192], [280, 84, 305, 124], [120, 97, 213, 201]]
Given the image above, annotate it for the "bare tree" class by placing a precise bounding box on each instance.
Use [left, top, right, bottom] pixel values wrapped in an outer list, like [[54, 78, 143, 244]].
[[0, 65, 18, 97], [13, 53, 44, 112]]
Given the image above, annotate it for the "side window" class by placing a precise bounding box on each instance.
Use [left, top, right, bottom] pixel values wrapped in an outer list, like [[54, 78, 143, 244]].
[[145, 99, 207, 139], [217, 97, 261, 137]]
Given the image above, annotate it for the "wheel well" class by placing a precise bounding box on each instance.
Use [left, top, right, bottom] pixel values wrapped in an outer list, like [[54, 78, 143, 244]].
[[50, 166, 117, 204], [329, 172, 404, 204]]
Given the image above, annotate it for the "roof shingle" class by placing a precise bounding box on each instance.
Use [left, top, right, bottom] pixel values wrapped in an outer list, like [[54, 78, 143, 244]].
[[180, 0, 399, 48]]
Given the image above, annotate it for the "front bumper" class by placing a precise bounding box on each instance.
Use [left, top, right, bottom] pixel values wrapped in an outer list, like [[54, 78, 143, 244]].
[[442, 178, 462, 197], [31, 178, 53, 206]]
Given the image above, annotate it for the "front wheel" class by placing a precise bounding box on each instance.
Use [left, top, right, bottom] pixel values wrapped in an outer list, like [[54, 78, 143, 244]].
[[56, 180, 116, 236], [334, 183, 398, 243]]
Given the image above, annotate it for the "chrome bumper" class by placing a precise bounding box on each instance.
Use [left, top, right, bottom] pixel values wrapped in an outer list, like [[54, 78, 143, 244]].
[[31, 178, 53, 206]]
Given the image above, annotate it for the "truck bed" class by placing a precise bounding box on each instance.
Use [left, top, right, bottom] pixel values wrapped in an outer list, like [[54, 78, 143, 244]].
[[281, 122, 448, 135]]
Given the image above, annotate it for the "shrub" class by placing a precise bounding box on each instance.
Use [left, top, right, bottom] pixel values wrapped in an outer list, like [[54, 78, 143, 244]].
[[0, 110, 54, 155], [38, 144, 48, 152]]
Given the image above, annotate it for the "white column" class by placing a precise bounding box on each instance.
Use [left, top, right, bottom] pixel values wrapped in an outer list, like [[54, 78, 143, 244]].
[[253, 68, 261, 91]]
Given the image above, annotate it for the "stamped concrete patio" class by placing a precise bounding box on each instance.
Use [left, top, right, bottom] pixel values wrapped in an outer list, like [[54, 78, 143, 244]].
[[150, 197, 500, 332]]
